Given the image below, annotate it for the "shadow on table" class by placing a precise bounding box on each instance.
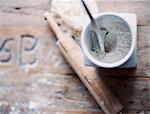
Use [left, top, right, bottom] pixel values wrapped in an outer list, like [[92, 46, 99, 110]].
[[96, 68, 149, 112]]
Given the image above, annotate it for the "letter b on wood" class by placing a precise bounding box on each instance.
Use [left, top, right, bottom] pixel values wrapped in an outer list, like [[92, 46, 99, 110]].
[[20, 35, 37, 65]]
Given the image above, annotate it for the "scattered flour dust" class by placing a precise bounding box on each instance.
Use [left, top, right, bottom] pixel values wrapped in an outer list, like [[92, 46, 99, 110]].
[[55, 112, 64, 114], [90, 15, 132, 63], [28, 101, 38, 110]]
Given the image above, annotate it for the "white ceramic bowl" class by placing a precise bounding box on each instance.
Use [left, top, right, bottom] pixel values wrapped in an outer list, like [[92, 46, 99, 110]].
[[81, 13, 136, 68]]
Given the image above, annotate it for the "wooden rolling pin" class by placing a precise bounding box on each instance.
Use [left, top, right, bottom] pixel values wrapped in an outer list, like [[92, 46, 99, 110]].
[[44, 12, 123, 114]]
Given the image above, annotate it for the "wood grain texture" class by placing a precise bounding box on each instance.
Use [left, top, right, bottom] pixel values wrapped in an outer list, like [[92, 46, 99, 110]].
[[96, 0, 150, 26], [0, 26, 150, 77], [45, 12, 123, 114], [0, 26, 70, 70], [0, 0, 149, 113], [0, 0, 150, 77], [0, 71, 149, 113]]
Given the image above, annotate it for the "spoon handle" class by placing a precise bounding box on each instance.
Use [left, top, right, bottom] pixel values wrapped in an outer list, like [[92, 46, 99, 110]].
[[81, 0, 94, 21], [81, 0, 105, 52]]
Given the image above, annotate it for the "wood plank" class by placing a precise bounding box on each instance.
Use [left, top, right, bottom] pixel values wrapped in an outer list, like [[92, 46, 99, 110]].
[[17, 110, 149, 114], [0, 73, 100, 113], [102, 77, 150, 111], [0, 0, 51, 7], [0, 11, 47, 27], [0, 0, 149, 77], [0, 65, 74, 75], [0, 0, 149, 113], [36, 110, 150, 114], [0, 25, 150, 77], [0, 0, 50, 27], [0, 0, 149, 26], [0, 72, 149, 113], [96, 0, 150, 26], [0, 26, 70, 70]]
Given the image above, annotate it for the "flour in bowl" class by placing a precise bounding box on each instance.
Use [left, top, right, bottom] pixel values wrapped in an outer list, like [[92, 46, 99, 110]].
[[89, 15, 132, 63]]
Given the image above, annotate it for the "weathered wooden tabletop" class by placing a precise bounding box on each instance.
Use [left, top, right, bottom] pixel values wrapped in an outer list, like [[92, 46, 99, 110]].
[[0, 0, 149, 114]]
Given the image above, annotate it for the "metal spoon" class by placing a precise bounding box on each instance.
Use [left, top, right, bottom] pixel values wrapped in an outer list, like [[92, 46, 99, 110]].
[[81, 0, 106, 52]]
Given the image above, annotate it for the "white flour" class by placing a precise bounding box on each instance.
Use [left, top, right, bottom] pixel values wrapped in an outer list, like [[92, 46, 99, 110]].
[[90, 15, 132, 63], [51, 0, 99, 31]]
